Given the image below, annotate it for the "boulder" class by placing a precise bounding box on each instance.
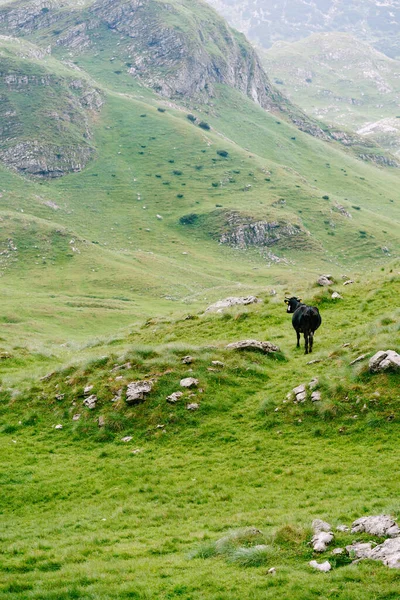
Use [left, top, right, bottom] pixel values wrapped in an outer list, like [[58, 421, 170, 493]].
[[369, 350, 400, 373], [369, 537, 400, 569], [180, 377, 199, 388], [226, 340, 280, 353], [317, 276, 333, 286], [166, 391, 183, 404], [351, 515, 400, 537], [126, 380, 153, 404], [205, 296, 260, 313], [83, 394, 97, 409], [309, 560, 331, 572]]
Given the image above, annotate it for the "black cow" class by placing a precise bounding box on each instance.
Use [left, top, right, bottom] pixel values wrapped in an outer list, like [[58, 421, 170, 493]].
[[284, 296, 321, 354]]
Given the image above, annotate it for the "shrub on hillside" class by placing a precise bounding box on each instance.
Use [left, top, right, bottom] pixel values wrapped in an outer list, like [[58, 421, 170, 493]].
[[179, 214, 198, 225], [199, 121, 211, 130], [187, 114, 196, 123]]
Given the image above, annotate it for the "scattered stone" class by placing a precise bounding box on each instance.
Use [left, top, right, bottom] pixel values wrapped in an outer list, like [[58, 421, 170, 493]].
[[121, 436, 133, 443], [112, 389, 122, 402], [351, 515, 400, 537], [166, 391, 183, 404], [369, 350, 400, 373], [83, 395, 97, 409], [332, 548, 345, 555], [131, 449, 141, 454], [41, 371, 55, 381], [55, 393, 65, 401], [346, 543, 373, 560], [332, 292, 342, 299], [156, 424, 165, 429], [309, 560, 331, 572], [226, 340, 280, 354], [350, 354, 368, 366], [343, 280, 354, 286], [317, 275, 333, 286], [55, 424, 63, 430], [84, 384, 94, 396], [309, 377, 319, 390], [180, 377, 199, 388], [98, 416, 105, 428], [292, 383, 307, 402], [343, 343, 351, 348], [311, 391, 322, 402], [205, 296, 260, 313], [186, 403, 199, 411], [111, 362, 131, 372], [312, 531, 334, 552], [307, 359, 322, 365], [312, 520, 332, 533], [72, 414, 81, 421], [211, 361, 224, 367], [126, 380, 153, 404], [267, 567, 276, 575], [369, 537, 400, 569], [336, 524, 350, 532], [181, 356, 194, 364]]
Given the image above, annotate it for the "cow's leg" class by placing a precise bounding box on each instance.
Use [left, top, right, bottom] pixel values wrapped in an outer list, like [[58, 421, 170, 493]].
[[304, 332, 309, 354], [296, 330, 300, 348], [309, 331, 314, 353]]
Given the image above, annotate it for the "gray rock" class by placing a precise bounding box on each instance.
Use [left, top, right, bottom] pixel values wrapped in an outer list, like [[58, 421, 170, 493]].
[[83, 394, 97, 409], [226, 339, 280, 353], [293, 384, 306, 396], [332, 292, 342, 299], [98, 416, 105, 427], [181, 356, 194, 364], [312, 531, 334, 552], [332, 548, 345, 555], [308, 377, 319, 390], [313, 519, 332, 533], [166, 391, 183, 404], [317, 276, 333, 286], [268, 567, 276, 574], [343, 280, 355, 286], [369, 537, 400, 569], [72, 413, 81, 421], [186, 403, 199, 411], [350, 354, 368, 365], [369, 350, 400, 373], [351, 515, 400, 537], [111, 389, 122, 403], [121, 436, 133, 443], [309, 560, 331, 572], [205, 296, 260, 313], [336, 525, 350, 532], [55, 424, 63, 430], [84, 384, 94, 396], [211, 361, 224, 367], [180, 377, 199, 388], [126, 380, 153, 404], [296, 391, 307, 402], [346, 543, 373, 560], [311, 391, 321, 402]]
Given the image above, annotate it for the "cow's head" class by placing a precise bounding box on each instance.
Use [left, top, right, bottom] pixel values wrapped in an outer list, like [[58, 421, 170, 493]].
[[284, 296, 302, 313]]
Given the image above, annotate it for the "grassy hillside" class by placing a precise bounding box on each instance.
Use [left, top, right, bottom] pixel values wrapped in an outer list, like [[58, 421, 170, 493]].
[[0, 267, 399, 599], [262, 33, 400, 156]]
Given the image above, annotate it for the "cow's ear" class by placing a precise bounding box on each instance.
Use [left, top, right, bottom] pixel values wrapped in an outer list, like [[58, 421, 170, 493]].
[[297, 298, 302, 302]]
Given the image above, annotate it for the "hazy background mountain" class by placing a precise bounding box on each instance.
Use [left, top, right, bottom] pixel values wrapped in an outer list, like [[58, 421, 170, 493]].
[[205, 0, 400, 59]]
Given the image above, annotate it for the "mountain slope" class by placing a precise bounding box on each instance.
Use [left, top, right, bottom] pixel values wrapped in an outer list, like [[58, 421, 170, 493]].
[[205, 0, 400, 59], [262, 33, 400, 156]]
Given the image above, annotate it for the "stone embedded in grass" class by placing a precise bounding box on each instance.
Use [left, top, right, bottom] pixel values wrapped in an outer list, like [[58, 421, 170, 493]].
[[98, 416, 105, 427], [317, 275, 333, 286], [55, 424, 63, 430], [55, 393, 65, 401], [346, 542, 373, 560], [83, 395, 97, 409], [131, 449, 141, 454], [351, 515, 400, 537], [350, 354, 368, 366], [343, 280, 355, 286], [309, 560, 331, 572], [111, 362, 131, 372], [126, 380, 153, 404], [312, 531, 334, 552], [84, 384, 94, 396], [167, 391, 183, 404], [332, 548, 345, 555], [311, 391, 321, 402], [181, 356, 194, 364], [332, 292, 342, 299], [205, 296, 260, 313], [268, 567, 276, 575], [226, 340, 280, 354], [336, 525, 349, 532], [72, 413, 81, 421], [312, 519, 332, 533], [180, 377, 199, 388], [112, 389, 122, 402], [211, 361, 224, 367], [369, 537, 400, 568], [121, 436, 133, 443], [369, 350, 400, 373], [186, 403, 199, 411]]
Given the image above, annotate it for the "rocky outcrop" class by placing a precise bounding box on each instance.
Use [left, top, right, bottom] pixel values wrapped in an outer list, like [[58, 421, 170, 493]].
[[0, 141, 94, 177], [351, 515, 400, 537], [205, 296, 260, 313], [226, 340, 280, 353], [126, 380, 153, 404], [218, 212, 304, 249]]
